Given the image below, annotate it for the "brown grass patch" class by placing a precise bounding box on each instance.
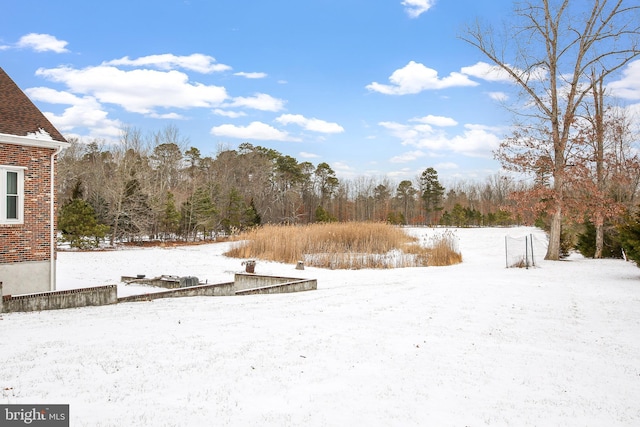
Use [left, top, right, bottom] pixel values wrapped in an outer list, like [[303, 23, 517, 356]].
[[422, 229, 463, 266], [224, 222, 462, 269]]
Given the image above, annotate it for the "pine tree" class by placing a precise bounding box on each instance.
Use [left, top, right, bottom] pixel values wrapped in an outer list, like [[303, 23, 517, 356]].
[[159, 191, 181, 240], [220, 188, 246, 233], [181, 187, 218, 240], [419, 167, 445, 224], [244, 198, 262, 228], [618, 211, 640, 266], [315, 205, 336, 223], [59, 198, 109, 249]]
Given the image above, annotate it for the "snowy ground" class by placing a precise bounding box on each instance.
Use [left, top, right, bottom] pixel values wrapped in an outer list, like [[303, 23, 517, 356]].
[[2, 227, 640, 426]]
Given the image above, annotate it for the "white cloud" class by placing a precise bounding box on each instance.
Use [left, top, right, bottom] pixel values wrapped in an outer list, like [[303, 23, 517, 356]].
[[445, 125, 502, 157], [379, 121, 421, 141], [210, 121, 300, 141], [609, 60, 640, 100], [35, 65, 228, 115], [461, 62, 512, 83], [401, 0, 435, 18], [366, 61, 478, 95], [434, 162, 459, 170], [226, 93, 286, 112], [332, 161, 358, 179], [26, 86, 82, 105], [17, 33, 69, 53], [380, 120, 502, 158], [387, 167, 416, 179], [626, 103, 640, 134], [461, 61, 547, 83], [410, 114, 458, 127], [234, 71, 267, 79], [299, 152, 320, 159], [390, 150, 426, 163], [25, 87, 122, 138], [487, 91, 509, 102], [105, 53, 231, 73], [275, 114, 344, 133], [213, 109, 247, 118], [147, 112, 186, 120]]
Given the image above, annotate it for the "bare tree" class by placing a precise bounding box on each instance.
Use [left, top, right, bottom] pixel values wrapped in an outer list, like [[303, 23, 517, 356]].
[[104, 126, 149, 243], [395, 180, 418, 224], [461, 0, 640, 259]]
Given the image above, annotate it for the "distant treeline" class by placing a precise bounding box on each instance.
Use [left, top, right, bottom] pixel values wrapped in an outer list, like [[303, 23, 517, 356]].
[[56, 126, 530, 247]]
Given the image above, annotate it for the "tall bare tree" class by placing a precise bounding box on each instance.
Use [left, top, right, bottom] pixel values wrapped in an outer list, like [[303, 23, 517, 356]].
[[462, 0, 640, 259]]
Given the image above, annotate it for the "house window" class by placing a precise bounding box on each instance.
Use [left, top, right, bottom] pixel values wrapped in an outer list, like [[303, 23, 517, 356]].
[[0, 166, 25, 224]]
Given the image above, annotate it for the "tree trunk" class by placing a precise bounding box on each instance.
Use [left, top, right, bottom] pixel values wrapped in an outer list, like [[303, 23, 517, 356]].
[[595, 220, 604, 259], [593, 215, 604, 259], [546, 208, 562, 260]]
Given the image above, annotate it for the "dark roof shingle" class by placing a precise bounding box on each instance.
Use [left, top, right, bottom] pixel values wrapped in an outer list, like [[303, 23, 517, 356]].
[[0, 67, 67, 143]]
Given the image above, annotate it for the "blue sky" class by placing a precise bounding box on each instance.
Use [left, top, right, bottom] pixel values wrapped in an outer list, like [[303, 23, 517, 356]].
[[2, 0, 640, 181]]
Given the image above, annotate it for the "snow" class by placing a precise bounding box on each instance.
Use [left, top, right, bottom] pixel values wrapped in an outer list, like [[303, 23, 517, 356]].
[[25, 128, 54, 141], [2, 227, 640, 426]]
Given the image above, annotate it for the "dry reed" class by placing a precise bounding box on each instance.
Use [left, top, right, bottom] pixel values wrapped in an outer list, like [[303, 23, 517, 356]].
[[225, 222, 462, 269]]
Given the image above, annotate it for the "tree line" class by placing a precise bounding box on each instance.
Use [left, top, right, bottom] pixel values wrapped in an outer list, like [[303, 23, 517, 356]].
[[56, 125, 527, 247], [56, 120, 640, 267], [57, 0, 640, 264]]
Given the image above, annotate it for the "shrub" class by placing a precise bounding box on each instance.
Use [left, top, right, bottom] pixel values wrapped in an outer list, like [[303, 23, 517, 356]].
[[576, 221, 623, 259], [618, 209, 640, 266]]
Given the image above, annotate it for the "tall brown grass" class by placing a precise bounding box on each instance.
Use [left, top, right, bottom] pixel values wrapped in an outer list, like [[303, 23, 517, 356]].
[[224, 222, 462, 269]]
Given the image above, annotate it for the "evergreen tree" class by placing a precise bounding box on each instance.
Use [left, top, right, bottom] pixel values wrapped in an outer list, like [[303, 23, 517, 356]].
[[159, 191, 181, 240], [386, 211, 405, 225], [618, 210, 640, 265], [315, 205, 336, 223], [576, 220, 622, 259], [181, 186, 218, 239], [451, 203, 466, 227], [58, 182, 109, 249], [419, 167, 445, 224], [221, 188, 246, 233], [244, 198, 262, 228]]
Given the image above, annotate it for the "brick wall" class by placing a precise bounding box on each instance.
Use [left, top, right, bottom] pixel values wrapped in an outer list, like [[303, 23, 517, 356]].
[[0, 143, 57, 264]]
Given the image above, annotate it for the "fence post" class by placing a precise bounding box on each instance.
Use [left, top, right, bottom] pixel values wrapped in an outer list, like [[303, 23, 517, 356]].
[[505, 236, 508, 268], [530, 234, 535, 267]]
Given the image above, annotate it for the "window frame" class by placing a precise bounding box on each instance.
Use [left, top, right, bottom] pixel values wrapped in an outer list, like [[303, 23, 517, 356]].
[[0, 165, 26, 224]]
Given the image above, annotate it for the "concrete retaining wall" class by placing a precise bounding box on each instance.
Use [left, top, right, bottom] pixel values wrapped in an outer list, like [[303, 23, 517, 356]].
[[0, 273, 316, 313], [120, 275, 200, 289], [234, 273, 317, 295], [1, 283, 117, 313], [118, 282, 234, 303]]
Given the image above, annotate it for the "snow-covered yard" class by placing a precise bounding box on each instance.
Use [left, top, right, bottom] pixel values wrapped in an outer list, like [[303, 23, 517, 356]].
[[2, 227, 639, 426]]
